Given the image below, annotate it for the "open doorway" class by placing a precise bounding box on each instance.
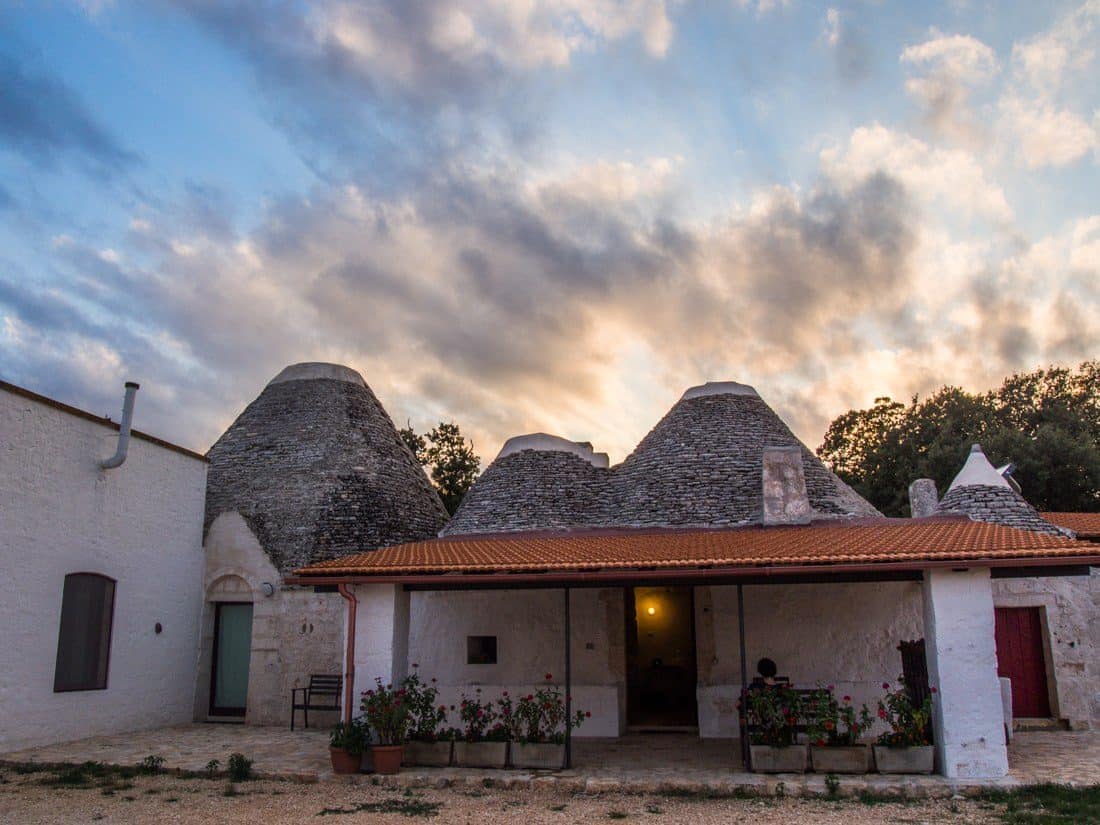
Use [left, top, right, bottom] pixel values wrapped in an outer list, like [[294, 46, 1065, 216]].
[[625, 586, 698, 729]]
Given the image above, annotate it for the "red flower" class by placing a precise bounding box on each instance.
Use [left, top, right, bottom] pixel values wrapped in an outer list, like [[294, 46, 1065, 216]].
[[439, 705, 447, 712], [412, 663, 419, 668], [545, 673, 553, 680], [526, 694, 534, 701], [827, 684, 835, 691], [882, 682, 890, 690], [585, 711, 591, 718], [842, 695, 851, 702], [824, 721, 835, 731], [816, 739, 826, 747], [502, 691, 508, 697], [930, 687, 937, 694], [878, 708, 888, 720]]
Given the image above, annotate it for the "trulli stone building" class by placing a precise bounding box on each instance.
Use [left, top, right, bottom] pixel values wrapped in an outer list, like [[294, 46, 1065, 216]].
[[199, 363, 447, 725]]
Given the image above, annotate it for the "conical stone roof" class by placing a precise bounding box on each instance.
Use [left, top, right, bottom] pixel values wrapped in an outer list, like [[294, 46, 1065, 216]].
[[936, 444, 1066, 536], [609, 382, 879, 527], [205, 363, 449, 573], [445, 381, 879, 535]]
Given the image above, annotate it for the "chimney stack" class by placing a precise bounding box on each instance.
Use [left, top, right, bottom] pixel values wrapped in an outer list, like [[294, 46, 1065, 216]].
[[761, 446, 812, 525], [908, 478, 938, 518]]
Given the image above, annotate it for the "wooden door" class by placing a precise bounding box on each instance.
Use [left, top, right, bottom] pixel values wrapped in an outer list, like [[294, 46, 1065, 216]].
[[994, 607, 1051, 718]]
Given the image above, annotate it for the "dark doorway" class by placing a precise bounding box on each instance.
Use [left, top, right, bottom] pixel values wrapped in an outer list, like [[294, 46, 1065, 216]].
[[209, 602, 253, 717], [625, 586, 698, 728], [995, 607, 1052, 718]]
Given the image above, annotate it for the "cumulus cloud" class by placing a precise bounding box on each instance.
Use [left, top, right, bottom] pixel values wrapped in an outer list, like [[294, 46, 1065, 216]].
[[997, 1, 1099, 167], [900, 30, 998, 144]]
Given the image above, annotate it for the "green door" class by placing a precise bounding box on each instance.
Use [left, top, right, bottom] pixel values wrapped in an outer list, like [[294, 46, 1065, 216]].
[[211, 603, 253, 716]]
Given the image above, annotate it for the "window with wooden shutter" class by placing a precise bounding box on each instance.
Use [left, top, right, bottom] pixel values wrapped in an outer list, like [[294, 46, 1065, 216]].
[[53, 573, 116, 692]]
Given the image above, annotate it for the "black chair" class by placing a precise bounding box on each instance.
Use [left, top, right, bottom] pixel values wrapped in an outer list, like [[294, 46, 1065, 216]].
[[290, 674, 342, 730]]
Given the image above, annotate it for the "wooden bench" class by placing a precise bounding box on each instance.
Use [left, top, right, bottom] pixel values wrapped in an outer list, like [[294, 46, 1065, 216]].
[[290, 674, 343, 730]]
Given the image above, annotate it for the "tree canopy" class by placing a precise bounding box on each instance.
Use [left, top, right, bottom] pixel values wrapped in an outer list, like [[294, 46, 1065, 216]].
[[816, 361, 1100, 516], [400, 422, 481, 515]]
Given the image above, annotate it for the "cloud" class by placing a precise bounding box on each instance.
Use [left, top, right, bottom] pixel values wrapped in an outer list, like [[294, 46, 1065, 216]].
[[0, 48, 137, 173], [901, 30, 998, 144], [997, 1, 1099, 167]]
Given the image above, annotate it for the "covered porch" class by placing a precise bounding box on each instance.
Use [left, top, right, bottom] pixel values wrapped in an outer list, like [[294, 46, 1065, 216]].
[[290, 518, 1099, 780]]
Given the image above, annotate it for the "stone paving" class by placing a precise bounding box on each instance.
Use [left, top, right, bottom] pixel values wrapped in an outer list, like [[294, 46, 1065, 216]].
[[2, 725, 1098, 798]]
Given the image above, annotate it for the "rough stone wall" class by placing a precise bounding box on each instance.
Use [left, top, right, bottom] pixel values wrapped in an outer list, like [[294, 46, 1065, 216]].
[[992, 570, 1099, 729], [205, 378, 447, 573], [444, 451, 612, 535], [0, 386, 207, 751], [938, 485, 1066, 536]]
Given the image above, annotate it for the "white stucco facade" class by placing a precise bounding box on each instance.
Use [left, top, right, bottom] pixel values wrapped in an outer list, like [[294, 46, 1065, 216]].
[[0, 384, 207, 751]]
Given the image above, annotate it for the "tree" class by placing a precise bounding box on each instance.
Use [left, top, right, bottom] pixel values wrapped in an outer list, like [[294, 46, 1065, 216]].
[[816, 361, 1100, 515], [400, 421, 481, 515]]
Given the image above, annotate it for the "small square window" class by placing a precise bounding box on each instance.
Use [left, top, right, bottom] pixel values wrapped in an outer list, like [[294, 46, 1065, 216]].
[[467, 635, 497, 665]]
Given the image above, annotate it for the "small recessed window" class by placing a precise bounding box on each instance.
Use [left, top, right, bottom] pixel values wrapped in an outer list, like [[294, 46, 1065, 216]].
[[54, 573, 116, 692], [467, 635, 497, 665]]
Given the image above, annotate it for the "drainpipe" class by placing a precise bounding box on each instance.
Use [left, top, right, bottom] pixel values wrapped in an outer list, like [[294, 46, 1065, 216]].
[[337, 583, 357, 723], [100, 382, 140, 469]]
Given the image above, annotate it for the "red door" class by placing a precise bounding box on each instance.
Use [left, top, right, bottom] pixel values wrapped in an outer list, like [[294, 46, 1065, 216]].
[[994, 607, 1051, 718]]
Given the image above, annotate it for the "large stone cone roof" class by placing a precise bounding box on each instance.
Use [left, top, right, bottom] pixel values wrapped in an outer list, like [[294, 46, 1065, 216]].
[[445, 381, 879, 535], [936, 444, 1066, 536], [205, 363, 449, 573]]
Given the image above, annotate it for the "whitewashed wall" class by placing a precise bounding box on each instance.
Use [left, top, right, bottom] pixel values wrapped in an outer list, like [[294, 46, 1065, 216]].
[[0, 386, 207, 752]]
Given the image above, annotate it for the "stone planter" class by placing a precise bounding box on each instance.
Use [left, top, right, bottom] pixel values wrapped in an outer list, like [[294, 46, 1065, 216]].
[[403, 740, 453, 767], [511, 742, 565, 770], [810, 744, 871, 774], [749, 744, 808, 773], [329, 747, 361, 775], [371, 745, 404, 775], [453, 741, 509, 769], [873, 745, 934, 774]]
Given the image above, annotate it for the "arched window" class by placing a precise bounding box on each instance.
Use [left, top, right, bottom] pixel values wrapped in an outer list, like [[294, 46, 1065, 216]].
[[54, 573, 116, 692]]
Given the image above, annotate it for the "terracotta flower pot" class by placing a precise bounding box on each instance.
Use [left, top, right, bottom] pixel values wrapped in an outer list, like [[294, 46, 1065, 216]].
[[329, 747, 361, 775], [371, 744, 404, 775]]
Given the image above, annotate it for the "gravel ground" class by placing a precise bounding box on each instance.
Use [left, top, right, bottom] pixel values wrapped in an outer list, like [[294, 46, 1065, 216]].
[[0, 766, 1008, 825]]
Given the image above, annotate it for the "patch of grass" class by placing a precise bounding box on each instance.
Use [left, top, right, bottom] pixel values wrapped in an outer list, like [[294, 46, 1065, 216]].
[[981, 783, 1100, 824], [548, 803, 567, 811], [137, 755, 165, 775], [317, 795, 442, 817], [227, 752, 253, 782], [656, 786, 755, 801], [204, 759, 221, 778], [824, 773, 840, 798], [644, 803, 663, 814], [606, 811, 628, 820], [38, 761, 113, 788]]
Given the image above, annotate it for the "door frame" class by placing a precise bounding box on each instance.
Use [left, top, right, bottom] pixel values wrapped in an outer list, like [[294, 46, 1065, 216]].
[[994, 605, 1053, 719], [623, 585, 699, 728], [209, 601, 252, 717]]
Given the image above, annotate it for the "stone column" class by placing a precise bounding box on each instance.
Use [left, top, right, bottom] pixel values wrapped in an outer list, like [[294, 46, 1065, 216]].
[[922, 568, 1008, 778], [348, 584, 410, 710]]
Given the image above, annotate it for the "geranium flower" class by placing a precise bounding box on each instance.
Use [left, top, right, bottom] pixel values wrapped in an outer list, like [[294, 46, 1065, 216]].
[[882, 682, 890, 690], [842, 695, 851, 702], [585, 711, 591, 718], [545, 673, 553, 680]]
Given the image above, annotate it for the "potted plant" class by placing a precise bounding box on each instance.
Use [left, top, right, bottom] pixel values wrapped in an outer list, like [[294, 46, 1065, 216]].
[[329, 718, 369, 775], [744, 684, 807, 773], [806, 686, 873, 774], [873, 680, 935, 774], [511, 673, 590, 769], [451, 688, 509, 768], [360, 678, 412, 775], [401, 667, 453, 767]]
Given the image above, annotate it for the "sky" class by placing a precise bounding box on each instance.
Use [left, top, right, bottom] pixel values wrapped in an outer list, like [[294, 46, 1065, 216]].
[[1, 1, 1098, 464]]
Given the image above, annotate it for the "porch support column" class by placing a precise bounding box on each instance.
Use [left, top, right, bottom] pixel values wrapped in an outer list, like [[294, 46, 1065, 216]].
[[922, 568, 1008, 778], [737, 583, 749, 770], [347, 583, 410, 715], [564, 587, 572, 770]]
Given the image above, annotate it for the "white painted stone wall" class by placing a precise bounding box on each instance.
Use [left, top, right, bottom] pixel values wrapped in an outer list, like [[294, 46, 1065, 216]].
[[923, 568, 1008, 778], [0, 386, 207, 752], [200, 512, 345, 726], [696, 582, 925, 737], [992, 570, 1098, 729]]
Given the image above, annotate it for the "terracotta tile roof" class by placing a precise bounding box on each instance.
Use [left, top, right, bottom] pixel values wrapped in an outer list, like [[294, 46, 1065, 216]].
[[1042, 512, 1100, 539], [294, 517, 1098, 578]]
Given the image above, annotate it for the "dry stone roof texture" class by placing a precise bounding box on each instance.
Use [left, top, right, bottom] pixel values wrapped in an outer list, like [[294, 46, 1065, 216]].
[[445, 384, 880, 536], [205, 364, 448, 573]]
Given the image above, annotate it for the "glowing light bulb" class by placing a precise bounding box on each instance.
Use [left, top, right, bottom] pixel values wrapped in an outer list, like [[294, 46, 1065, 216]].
[[647, 606, 656, 615]]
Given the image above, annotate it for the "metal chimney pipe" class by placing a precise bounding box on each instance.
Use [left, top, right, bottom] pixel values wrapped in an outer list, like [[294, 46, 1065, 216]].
[[100, 381, 140, 469]]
